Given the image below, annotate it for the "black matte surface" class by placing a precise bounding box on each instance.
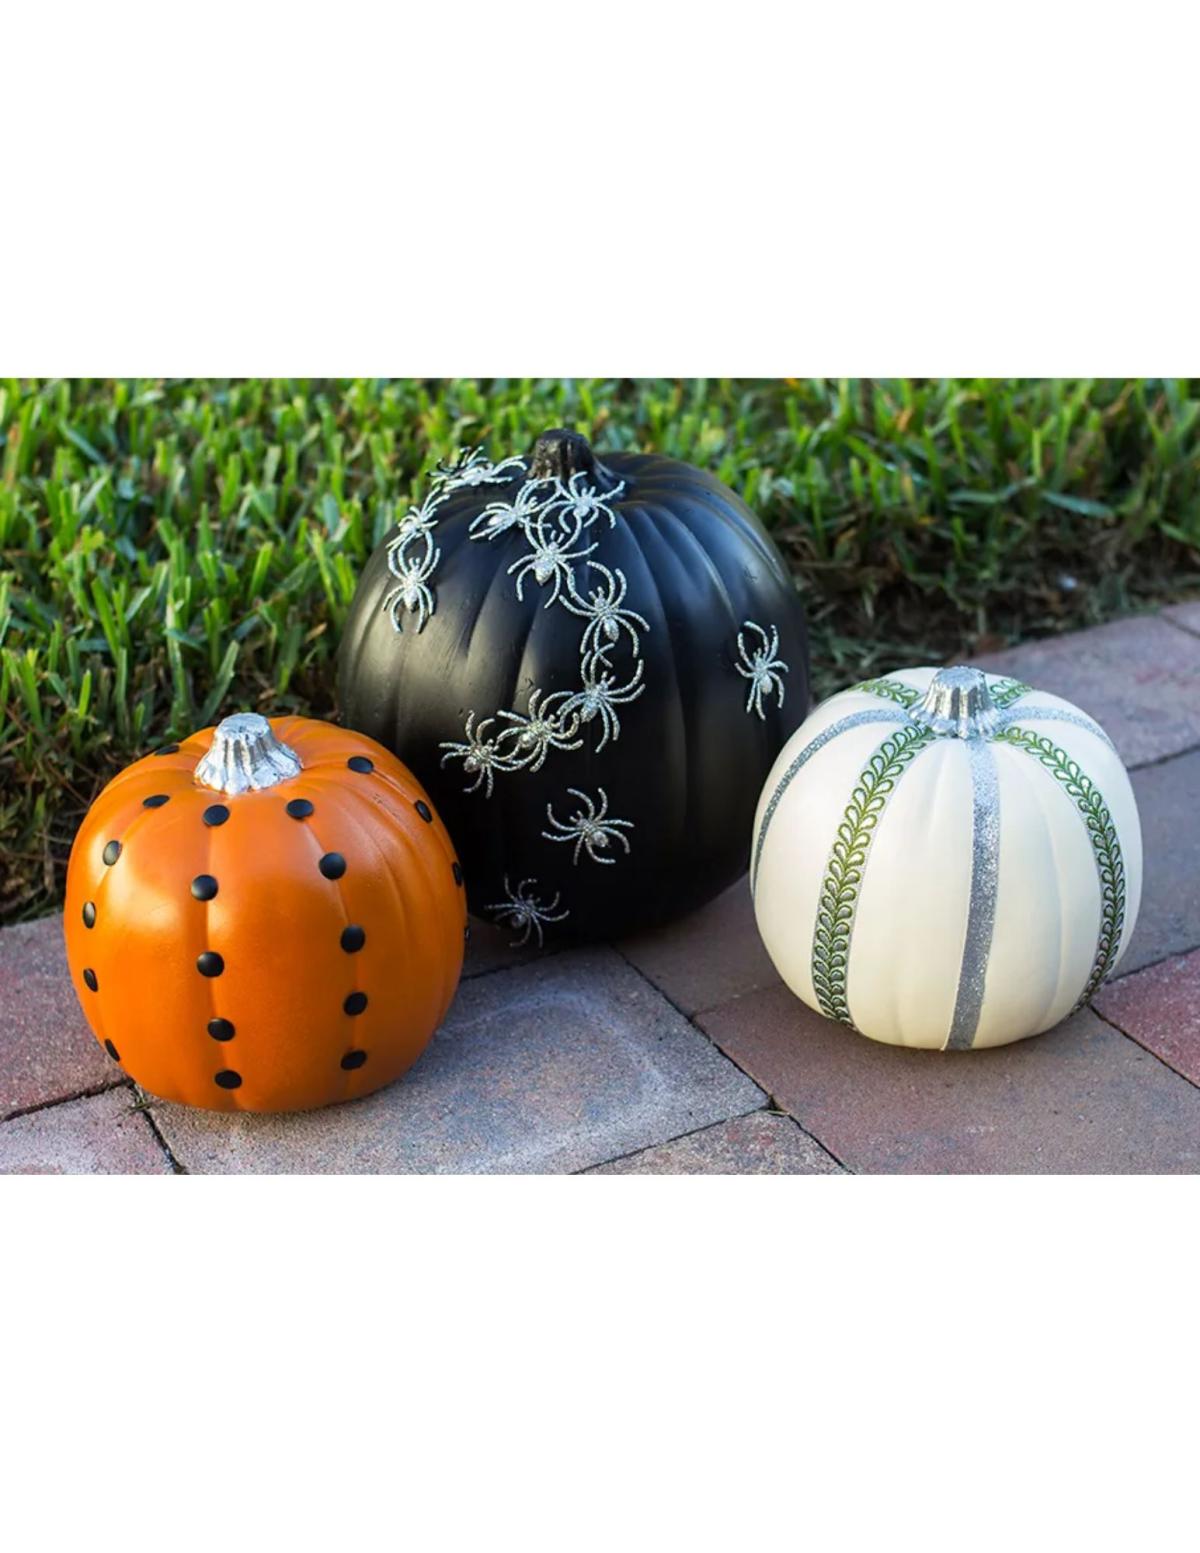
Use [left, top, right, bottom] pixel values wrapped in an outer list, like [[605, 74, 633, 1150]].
[[338, 443, 810, 941]]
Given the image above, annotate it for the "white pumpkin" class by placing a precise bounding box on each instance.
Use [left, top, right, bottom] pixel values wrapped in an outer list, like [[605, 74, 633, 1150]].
[[751, 665, 1143, 1050]]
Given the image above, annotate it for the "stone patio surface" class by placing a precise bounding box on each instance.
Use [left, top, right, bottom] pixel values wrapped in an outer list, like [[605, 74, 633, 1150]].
[[3, 606, 1199, 1174]]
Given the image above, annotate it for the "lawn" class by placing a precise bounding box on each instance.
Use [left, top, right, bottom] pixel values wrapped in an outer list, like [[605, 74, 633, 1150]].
[[2, 377, 1198, 925]]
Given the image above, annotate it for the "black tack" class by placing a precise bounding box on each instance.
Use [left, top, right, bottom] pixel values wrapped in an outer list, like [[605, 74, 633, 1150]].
[[341, 1050, 368, 1071], [203, 804, 230, 828], [83, 968, 99, 992], [102, 840, 122, 866], [286, 798, 314, 820], [197, 951, 225, 978], [104, 1039, 120, 1063], [347, 756, 374, 774], [214, 1070, 242, 1090], [464, 923, 471, 942], [208, 1017, 236, 1042], [152, 744, 180, 756], [319, 852, 346, 880], [191, 874, 219, 902], [82, 901, 97, 929], [142, 793, 171, 809], [341, 925, 366, 954], [415, 800, 433, 823], [344, 991, 368, 1016], [452, 861, 463, 886]]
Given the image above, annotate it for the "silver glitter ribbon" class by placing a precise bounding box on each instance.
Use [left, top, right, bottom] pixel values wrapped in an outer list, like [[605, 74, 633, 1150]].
[[995, 704, 1115, 752], [944, 737, 1000, 1051], [750, 708, 909, 895]]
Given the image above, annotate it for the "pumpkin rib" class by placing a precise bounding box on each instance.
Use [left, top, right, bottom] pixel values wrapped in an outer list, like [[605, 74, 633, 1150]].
[[636, 492, 777, 850], [284, 788, 364, 1103], [305, 771, 460, 1030], [300, 743, 428, 814], [629, 499, 725, 865], [609, 504, 692, 863], [300, 756, 453, 877], [304, 765, 463, 992], [991, 739, 1073, 1034], [306, 775, 419, 1024], [994, 725, 1127, 1012], [87, 787, 223, 1103], [85, 748, 196, 813], [626, 465, 784, 576], [193, 808, 236, 1109], [809, 725, 938, 1029], [457, 522, 540, 686]]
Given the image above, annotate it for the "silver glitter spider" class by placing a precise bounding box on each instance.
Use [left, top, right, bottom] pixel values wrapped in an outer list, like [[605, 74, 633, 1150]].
[[735, 620, 788, 719], [434, 447, 527, 490], [486, 876, 569, 948], [495, 688, 583, 772], [438, 711, 518, 796], [507, 507, 598, 608], [542, 471, 626, 531], [560, 651, 645, 751], [468, 478, 554, 543], [382, 530, 441, 633], [391, 487, 448, 545], [562, 561, 649, 661], [543, 787, 634, 866]]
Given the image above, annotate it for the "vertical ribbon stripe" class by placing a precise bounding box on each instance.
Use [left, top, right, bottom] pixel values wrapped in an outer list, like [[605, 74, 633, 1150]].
[[809, 724, 935, 1028], [995, 725, 1127, 1009], [750, 709, 910, 895], [944, 738, 1000, 1051]]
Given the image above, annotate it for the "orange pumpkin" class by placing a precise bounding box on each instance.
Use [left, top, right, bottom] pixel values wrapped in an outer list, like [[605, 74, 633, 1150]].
[[63, 712, 466, 1112]]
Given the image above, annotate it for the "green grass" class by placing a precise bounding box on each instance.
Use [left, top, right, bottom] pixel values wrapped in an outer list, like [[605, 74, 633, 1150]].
[[3, 377, 1199, 925]]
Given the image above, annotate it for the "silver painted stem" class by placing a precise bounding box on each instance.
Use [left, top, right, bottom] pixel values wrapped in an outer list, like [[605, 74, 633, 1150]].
[[911, 666, 1001, 739], [195, 713, 303, 795]]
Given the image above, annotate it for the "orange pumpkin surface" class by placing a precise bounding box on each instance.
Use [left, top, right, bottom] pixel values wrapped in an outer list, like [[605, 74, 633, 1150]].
[[63, 713, 466, 1112]]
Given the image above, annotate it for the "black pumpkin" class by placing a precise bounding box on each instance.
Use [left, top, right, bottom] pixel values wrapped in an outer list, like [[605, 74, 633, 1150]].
[[337, 430, 810, 943]]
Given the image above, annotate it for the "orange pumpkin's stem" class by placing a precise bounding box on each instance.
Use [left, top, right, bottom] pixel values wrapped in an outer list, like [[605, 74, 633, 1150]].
[[194, 712, 304, 795]]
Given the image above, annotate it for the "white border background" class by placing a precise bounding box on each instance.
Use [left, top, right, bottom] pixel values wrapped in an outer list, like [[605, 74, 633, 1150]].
[[4, 2, 1199, 1548]]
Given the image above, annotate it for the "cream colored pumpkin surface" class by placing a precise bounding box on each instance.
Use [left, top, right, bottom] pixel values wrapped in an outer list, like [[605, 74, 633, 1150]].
[[751, 666, 1143, 1050]]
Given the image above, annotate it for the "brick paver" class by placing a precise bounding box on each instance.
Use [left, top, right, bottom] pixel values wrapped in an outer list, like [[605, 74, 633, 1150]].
[[0, 1087, 170, 1174], [1164, 602, 1200, 638], [148, 949, 765, 1174], [1123, 749, 1200, 975], [0, 914, 122, 1119], [618, 880, 779, 1017], [1094, 949, 1200, 1087], [973, 615, 1200, 768], [586, 1111, 843, 1174], [697, 990, 1200, 1173]]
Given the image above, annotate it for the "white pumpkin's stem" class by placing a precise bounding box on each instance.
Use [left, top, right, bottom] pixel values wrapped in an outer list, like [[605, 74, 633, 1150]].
[[911, 667, 1000, 739], [195, 713, 303, 794]]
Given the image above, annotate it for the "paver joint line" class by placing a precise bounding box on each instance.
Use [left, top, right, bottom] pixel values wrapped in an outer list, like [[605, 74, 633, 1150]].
[[1161, 612, 1200, 643], [2, 1078, 131, 1127], [577, 1102, 771, 1173], [610, 940, 855, 1169], [1087, 1005, 1200, 1093]]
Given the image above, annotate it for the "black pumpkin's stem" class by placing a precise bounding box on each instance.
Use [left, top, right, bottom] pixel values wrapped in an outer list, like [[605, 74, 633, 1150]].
[[528, 429, 621, 493]]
